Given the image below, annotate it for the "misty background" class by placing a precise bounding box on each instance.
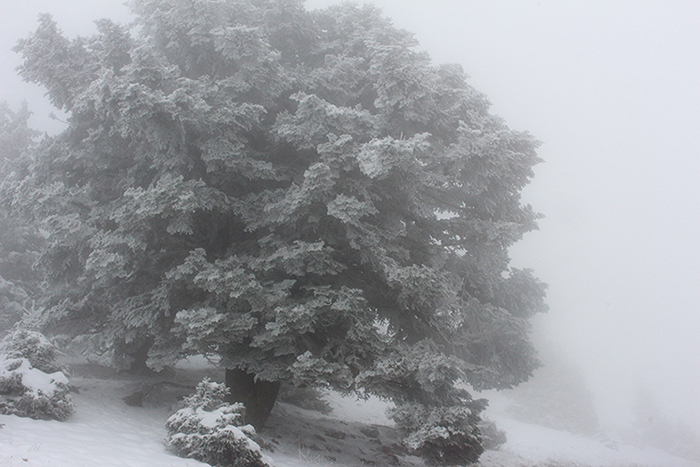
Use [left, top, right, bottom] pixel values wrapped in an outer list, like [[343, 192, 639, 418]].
[[1, 0, 698, 442]]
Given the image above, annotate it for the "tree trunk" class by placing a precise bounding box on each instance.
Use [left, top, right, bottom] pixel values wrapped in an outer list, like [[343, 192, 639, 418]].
[[225, 368, 280, 431], [116, 337, 155, 375]]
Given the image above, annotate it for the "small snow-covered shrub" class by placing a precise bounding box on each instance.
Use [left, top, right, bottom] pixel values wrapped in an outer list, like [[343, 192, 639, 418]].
[[0, 356, 73, 420], [165, 378, 272, 467], [391, 403, 484, 466], [0, 329, 73, 420]]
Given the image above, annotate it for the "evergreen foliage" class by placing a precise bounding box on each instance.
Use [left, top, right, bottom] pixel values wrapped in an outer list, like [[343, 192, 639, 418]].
[[6, 0, 547, 462], [0, 102, 42, 334], [1, 328, 63, 373]]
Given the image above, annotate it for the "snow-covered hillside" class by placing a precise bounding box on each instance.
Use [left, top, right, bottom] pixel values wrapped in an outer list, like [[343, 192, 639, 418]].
[[1, 361, 697, 467]]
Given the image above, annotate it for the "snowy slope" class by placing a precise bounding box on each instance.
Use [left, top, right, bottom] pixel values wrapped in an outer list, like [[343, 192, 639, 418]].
[[483, 415, 700, 467], [0, 372, 208, 467], [1, 362, 698, 467]]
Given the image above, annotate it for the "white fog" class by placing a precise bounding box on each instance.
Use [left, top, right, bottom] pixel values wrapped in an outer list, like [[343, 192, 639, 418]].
[[1, 0, 698, 465]]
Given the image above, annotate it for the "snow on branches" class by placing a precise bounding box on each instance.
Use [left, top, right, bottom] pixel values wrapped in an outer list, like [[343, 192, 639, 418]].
[[165, 378, 272, 467], [0, 329, 73, 421]]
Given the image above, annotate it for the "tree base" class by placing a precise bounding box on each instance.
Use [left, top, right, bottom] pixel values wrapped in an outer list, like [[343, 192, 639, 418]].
[[225, 369, 280, 430]]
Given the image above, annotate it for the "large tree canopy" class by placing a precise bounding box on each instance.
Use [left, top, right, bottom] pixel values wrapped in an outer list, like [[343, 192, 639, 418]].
[[6, 0, 547, 463]]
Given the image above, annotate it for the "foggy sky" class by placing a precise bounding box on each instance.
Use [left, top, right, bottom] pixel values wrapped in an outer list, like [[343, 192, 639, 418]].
[[1, 0, 698, 435]]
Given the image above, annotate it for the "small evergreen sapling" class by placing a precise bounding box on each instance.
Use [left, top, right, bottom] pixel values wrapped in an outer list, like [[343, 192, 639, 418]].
[[165, 378, 272, 467], [0, 329, 73, 420]]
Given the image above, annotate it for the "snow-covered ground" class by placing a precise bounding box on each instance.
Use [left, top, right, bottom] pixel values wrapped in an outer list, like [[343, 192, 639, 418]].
[[480, 415, 700, 467], [1, 361, 698, 467]]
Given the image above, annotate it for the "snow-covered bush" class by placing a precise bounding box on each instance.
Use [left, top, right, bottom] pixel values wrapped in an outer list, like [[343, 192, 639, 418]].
[[391, 403, 484, 466], [0, 330, 73, 420], [165, 378, 272, 467]]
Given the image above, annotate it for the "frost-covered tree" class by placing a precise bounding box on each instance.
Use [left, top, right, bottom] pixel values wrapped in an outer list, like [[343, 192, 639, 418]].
[[7, 1, 546, 463], [0, 102, 42, 334]]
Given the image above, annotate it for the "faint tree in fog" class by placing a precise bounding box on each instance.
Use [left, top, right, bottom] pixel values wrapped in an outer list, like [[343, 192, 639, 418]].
[[505, 338, 599, 435], [0, 102, 43, 333], [630, 386, 700, 462]]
